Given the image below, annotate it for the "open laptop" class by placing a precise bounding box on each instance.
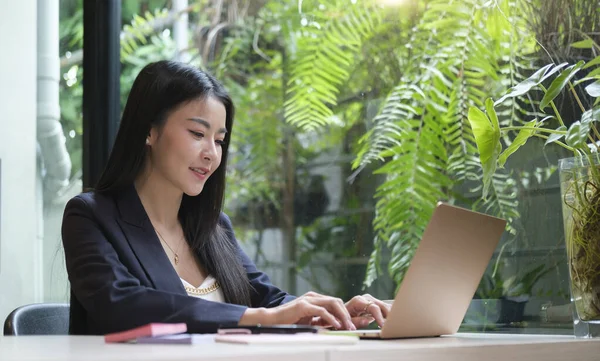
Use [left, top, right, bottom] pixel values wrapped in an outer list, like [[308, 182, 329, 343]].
[[335, 202, 506, 339]]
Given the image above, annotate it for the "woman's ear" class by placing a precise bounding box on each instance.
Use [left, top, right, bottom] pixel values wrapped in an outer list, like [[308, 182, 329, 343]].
[[146, 127, 158, 146]]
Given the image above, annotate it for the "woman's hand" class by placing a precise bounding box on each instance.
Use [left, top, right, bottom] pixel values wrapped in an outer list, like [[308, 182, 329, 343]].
[[239, 291, 356, 330], [345, 294, 391, 329]]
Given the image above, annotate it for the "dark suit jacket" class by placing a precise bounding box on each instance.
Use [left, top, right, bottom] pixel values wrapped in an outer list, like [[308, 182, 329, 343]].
[[61, 184, 295, 335]]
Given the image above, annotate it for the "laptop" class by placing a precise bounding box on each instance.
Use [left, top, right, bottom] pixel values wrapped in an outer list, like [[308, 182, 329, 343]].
[[335, 202, 506, 339]]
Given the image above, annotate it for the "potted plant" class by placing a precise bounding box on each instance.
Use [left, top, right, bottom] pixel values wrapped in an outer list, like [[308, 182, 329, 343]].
[[467, 41, 600, 337], [469, 257, 552, 327], [496, 263, 553, 324]]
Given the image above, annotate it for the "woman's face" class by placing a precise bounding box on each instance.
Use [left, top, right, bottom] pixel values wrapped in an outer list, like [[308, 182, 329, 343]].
[[146, 96, 227, 196]]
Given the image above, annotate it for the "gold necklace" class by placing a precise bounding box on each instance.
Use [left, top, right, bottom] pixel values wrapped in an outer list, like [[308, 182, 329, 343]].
[[154, 227, 182, 265], [184, 281, 221, 296]]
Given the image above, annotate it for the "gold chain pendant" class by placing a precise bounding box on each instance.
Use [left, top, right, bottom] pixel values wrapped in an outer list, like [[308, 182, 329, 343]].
[[174, 254, 179, 265], [185, 282, 220, 296]]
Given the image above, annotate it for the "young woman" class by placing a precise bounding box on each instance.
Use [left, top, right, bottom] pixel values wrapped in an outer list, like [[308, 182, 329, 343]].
[[61, 60, 390, 335]]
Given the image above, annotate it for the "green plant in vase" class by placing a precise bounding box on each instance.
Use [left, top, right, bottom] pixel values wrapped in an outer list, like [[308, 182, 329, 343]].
[[466, 44, 600, 334]]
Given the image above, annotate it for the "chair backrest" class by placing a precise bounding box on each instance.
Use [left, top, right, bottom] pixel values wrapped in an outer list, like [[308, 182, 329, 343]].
[[3, 303, 69, 335]]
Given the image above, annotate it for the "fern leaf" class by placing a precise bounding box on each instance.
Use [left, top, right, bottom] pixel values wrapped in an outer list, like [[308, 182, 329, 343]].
[[120, 9, 171, 60], [284, 2, 381, 130]]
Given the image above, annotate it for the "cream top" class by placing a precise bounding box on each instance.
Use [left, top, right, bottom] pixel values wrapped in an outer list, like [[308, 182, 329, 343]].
[[181, 275, 225, 303]]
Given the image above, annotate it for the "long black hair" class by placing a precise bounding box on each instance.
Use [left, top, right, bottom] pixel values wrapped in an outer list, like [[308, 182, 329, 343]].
[[95, 60, 252, 306]]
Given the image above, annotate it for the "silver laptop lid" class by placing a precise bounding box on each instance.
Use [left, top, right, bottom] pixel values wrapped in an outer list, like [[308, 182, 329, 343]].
[[381, 202, 506, 338]]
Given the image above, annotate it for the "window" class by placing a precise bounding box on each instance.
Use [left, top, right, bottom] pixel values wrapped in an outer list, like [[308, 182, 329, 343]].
[[43, 0, 600, 336]]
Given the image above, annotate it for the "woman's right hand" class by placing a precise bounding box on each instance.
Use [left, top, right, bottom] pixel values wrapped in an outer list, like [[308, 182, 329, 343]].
[[239, 291, 356, 330]]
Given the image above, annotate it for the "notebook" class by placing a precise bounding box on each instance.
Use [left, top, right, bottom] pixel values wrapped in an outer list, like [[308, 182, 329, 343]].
[[136, 334, 216, 344], [104, 323, 187, 343], [330, 202, 506, 339], [215, 333, 359, 345]]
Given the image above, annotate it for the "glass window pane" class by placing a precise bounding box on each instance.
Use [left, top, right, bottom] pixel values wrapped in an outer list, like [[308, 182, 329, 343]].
[[107, 0, 599, 336]]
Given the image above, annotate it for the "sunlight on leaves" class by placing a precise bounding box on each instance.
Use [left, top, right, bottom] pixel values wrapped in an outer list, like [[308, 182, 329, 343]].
[[545, 125, 567, 146], [494, 63, 567, 106], [540, 61, 585, 110], [585, 80, 600, 98], [467, 98, 502, 199], [565, 121, 591, 148]]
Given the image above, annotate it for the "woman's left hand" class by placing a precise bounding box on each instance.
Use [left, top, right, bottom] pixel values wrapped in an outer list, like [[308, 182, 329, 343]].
[[345, 294, 391, 329]]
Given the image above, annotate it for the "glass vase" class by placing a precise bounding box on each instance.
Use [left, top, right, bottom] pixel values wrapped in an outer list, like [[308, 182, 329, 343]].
[[559, 154, 600, 338]]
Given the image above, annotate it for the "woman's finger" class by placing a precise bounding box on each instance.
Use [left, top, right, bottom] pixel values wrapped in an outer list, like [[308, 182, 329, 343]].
[[362, 294, 392, 318], [309, 296, 355, 330], [364, 302, 386, 327], [300, 302, 342, 329], [345, 295, 368, 315]]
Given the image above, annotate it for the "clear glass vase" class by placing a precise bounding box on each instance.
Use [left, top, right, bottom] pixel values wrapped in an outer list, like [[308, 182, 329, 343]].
[[559, 155, 600, 338]]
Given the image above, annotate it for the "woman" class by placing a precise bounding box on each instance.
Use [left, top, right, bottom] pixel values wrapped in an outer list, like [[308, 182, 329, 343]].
[[61, 60, 390, 335]]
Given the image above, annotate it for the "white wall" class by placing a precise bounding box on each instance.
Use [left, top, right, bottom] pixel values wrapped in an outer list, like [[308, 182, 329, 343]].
[[0, 0, 42, 321], [43, 182, 80, 303]]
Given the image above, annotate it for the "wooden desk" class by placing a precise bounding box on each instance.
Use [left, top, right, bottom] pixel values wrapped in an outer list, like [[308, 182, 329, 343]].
[[329, 333, 600, 361], [0, 335, 329, 361], [1, 333, 598, 361]]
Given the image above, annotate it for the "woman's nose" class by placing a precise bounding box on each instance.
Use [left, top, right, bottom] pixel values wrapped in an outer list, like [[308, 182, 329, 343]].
[[202, 140, 217, 160]]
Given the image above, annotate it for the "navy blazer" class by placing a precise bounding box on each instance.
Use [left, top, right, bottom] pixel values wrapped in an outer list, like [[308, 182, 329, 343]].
[[61, 185, 295, 335]]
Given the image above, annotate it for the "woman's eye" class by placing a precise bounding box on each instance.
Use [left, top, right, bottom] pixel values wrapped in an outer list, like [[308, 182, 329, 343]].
[[216, 140, 226, 146], [189, 130, 204, 138]]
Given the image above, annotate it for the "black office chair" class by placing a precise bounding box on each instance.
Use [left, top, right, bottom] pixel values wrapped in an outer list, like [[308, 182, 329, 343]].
[[3, 303, 69, 335]]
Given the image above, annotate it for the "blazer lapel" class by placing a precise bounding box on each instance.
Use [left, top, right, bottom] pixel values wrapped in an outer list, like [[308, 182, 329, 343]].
[[115, 185, 186, 296]]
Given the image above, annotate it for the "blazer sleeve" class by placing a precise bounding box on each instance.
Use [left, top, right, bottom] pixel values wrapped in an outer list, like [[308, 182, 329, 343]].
[[62, 196, 249, 335], [220, 214, 297, 308]]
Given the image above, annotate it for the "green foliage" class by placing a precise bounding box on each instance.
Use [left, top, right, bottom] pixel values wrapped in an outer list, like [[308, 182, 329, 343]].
[[297, 212, 370, 298], [467, 37, 600, 319], [213, 1, 384, 229], [203, 5, 291, 215], [504, 264, 553, 297], [58, 1, 176, 179], [472, 169, 519, 234], [357, 0, 530, 287], [477, 261, 553, 299], [59, 8, 83, 49], [468, 101, 501, 198], [284, 0, 382, 129], [540, 62, 584, 110], [120, 8, 171, 60], [476, 270, 505, 299], [59, 2, 85, 179], [57, 0, 571, 296], [467, 54, 600, 193], [224, 70, 285, 210]]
